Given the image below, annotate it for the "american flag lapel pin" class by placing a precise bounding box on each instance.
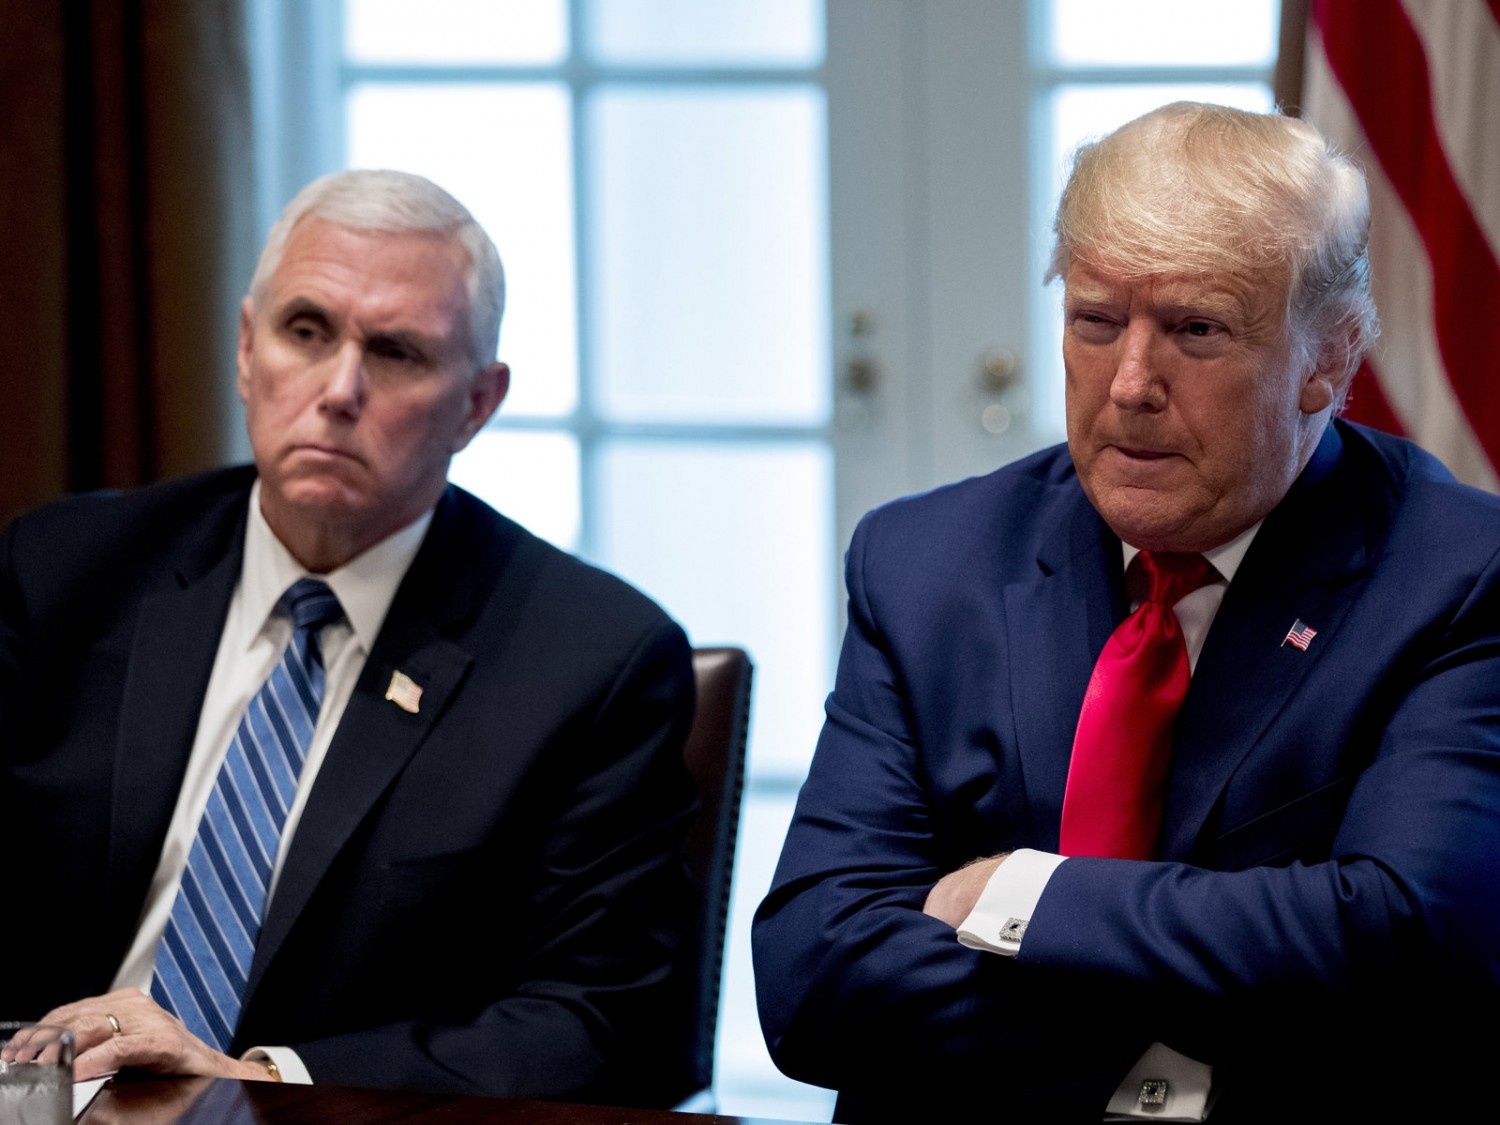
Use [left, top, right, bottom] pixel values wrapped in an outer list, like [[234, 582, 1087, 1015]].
[[1282, 619, 1318, 651], [385, 670, 423, 713]]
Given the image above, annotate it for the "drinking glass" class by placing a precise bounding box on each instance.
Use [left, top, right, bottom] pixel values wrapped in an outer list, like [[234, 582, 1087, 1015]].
[[0, 1023, 73, 1125]]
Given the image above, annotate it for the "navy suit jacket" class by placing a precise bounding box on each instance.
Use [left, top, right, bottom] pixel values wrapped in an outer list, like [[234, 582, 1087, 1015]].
[[0, 466, 698, 1106], [754, 421, 1500, 1120]]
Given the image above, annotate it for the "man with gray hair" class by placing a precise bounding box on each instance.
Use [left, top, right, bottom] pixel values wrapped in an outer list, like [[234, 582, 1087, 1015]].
[[755, 102, 1500, 1119], [1, 170, 697, 1105]]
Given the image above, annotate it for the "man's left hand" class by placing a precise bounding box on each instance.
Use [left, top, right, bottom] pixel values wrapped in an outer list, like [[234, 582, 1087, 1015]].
[[922, 853, 1008, 928], [4, 989, 277, 1082]]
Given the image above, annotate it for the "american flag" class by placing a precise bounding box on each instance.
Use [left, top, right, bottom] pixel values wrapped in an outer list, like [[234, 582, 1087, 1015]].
[[385, 669, 424, 714], [1304, 0, 1500, 492], [1283, 619, 1318, 651]]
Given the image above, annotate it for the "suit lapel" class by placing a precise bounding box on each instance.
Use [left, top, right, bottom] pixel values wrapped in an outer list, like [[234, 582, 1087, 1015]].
[[109, 491, 249, 931], [1160, 425, 1385, 860], [246, 489, 510, 998], [246, 624, 473, 994], [1003, 489, 1126, 850]]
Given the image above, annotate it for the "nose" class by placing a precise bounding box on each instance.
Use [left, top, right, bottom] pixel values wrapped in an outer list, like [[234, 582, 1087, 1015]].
[[320, 341, 367, 419], [1109, 321, 1165, 412]]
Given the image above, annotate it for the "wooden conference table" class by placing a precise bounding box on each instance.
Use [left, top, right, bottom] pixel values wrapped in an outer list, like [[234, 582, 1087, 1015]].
[[78, 1076, 820, 1125]]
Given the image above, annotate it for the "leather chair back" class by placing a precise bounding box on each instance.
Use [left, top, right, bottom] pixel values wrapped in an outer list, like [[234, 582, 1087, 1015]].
[[680, 646, 752, 1100]]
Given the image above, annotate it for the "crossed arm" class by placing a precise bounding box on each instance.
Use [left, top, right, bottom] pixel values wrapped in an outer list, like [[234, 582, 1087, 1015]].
[[753, 513, 1500, 1107]]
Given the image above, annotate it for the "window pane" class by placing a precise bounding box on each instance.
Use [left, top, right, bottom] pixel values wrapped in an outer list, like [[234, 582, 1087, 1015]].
[[344, 0, 567, 65], [346, 83, 578, 417], [588, 88, 829, 425], [1047, 0, 1278, 68], [448, 430, 581, 551], [593, 440, 834, 779], [715, 792, 839, 1120], [586, 0, 822, 66]]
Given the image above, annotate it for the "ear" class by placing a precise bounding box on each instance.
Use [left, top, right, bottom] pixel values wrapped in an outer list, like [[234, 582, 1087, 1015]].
[[1299, 326, 1359, 417], [236, 297, 256, 405], [452, 361, 510, 453], [1299, 368, 1337, 416]]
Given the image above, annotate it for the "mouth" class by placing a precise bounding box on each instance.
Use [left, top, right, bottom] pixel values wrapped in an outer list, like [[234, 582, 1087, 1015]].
[[1111, 444, 1179, 461], [290, 443, 363, 466], [1098, 444, 1190, 484]]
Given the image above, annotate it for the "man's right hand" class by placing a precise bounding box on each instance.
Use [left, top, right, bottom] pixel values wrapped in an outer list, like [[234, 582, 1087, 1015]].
[[4, 988, 277, 1083], [922, 853, 1009, 927]]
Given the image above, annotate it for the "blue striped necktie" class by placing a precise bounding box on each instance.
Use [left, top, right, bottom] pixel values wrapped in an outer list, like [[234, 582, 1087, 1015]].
[[151, 577, 343, 1051]]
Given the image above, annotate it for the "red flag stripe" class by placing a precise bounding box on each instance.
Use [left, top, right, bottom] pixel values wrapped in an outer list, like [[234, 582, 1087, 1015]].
[[1304, 49, 1496, 487], [1401, 1, 1500, 252], [1314, 0, 1500, 470], [1343, 361, 1405, 437]]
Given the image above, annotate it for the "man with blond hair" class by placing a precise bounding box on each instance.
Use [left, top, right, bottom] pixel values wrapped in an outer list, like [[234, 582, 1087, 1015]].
[[2, 170, 696, 1105], [756, 103, 1500, 1119]]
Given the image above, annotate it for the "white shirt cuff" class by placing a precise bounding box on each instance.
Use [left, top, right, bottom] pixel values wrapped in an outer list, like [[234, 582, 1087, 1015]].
[[242, 1045, 313, 1085], [953, 851, 1214, 1120], [1104, 1042, 1213, 1121], [955, 848, 1066, 957]]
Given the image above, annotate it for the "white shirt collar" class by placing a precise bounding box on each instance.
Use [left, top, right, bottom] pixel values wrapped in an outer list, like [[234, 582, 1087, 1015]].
[[236, 479, 435, 651], [1120, 520, 1262, 585]]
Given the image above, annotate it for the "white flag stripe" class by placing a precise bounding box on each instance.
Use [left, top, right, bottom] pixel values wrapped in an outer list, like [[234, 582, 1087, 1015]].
[[1365, 172, 1499, 488], [1304, 41, 1499, 491], [1305, 4, 1500, 490], [1400, 0, 1500, 254]]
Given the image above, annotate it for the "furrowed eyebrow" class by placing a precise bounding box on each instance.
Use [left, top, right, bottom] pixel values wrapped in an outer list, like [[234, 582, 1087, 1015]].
[[277, 297, 335, 326], [1160, 294, 1242, 319], [272, 296, 444, 358], [1064, 284, 1118, 307], [366, 330, 432, 358]]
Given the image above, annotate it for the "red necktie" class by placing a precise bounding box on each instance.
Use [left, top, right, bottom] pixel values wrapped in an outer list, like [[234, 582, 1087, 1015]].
[[1059, 550, 1218, 859]]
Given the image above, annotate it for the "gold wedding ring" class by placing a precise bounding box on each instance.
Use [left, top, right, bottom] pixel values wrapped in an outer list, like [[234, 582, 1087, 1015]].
[[105, 1013, 122, 1037]]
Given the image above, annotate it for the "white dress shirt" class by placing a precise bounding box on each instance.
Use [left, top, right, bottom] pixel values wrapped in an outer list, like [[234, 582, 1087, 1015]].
[[956, 523, 1261, 1121], [110, 481, 431, 1081]]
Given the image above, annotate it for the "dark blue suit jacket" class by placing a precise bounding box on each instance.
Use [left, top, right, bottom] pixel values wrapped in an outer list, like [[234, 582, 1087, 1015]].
[[754, 421, 1500, 1119], [0, 467, 698, 1106]]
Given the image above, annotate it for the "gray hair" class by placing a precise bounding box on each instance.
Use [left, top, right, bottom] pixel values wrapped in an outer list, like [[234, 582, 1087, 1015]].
[[251, 169, 505, 368], [1048, 102, 1379, 397]]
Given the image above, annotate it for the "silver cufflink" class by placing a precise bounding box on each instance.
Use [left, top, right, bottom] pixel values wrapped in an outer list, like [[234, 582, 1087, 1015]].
[[998, 917, 1027, 944], [1139, 1078, 1169, 1108]]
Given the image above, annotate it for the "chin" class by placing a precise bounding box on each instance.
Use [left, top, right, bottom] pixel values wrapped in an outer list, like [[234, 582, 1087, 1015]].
[[1096, 500, 1204, 553], [274, 480, 371, 518]]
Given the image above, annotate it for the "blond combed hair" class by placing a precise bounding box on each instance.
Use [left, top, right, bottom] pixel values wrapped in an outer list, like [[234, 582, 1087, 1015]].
[[1049, 102, 1379, 394]]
